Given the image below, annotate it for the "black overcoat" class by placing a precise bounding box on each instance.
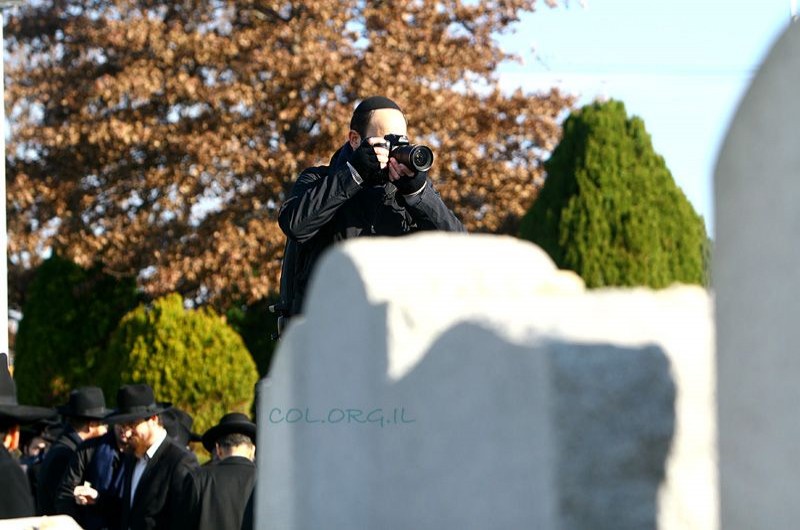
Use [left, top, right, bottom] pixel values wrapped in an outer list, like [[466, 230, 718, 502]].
[[120, 438, 197, 530], [179, 456, 256, 530], [0, 444, 36, 519], [36, 426, 82, 515]]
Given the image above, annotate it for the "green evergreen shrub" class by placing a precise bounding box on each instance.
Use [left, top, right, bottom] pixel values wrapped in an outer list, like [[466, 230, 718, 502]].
[[103, 293, 258, 434], [14, 256, 140, 405], [519, 99, 709, 288]]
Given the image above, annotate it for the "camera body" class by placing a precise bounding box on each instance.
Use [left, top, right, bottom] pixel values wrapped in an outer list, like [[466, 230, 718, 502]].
[[383, 134, 434, 173]]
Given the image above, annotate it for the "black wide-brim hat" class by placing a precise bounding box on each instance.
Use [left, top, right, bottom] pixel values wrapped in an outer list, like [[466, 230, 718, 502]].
[[104, 384, 171, 424], [202, 412, 257, 453], [162, 408, 202, 447], [0, 353, 56, 424], [56, 386, 111, 420], [0, 400, 57, 424]]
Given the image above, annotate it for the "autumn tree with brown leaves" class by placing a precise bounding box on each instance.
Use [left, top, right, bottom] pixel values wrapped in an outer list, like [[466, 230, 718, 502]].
[[4, 0, 572, 311]]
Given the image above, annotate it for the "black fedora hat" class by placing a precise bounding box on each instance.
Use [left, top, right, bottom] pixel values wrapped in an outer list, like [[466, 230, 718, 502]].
[[56, 386, 110, 420], [104, 384, 171, 424], [163, 407, 202, 447], [202, 412, 256, 453], [0, 353, 56, 424]]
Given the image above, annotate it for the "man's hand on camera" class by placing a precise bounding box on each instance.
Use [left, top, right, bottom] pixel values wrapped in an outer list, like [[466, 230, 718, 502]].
[[388, 158, 427, 195], [350, 138, 389, 185]]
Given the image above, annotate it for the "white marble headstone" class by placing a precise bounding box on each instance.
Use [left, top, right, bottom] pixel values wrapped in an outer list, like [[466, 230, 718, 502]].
[[255, 233, 715, 530], [714, 22, 800, 530]]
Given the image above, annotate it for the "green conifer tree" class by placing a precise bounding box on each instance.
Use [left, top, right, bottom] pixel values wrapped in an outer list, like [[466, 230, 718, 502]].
[[519, 100, 708, 288], [14, 256, 140, 405]]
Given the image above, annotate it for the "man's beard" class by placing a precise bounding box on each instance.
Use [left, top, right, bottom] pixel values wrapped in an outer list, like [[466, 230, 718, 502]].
[[129, 434, 149, 457]]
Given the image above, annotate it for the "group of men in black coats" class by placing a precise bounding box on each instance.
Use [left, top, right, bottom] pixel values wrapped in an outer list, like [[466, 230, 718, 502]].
[[1, 353, 257, 529]]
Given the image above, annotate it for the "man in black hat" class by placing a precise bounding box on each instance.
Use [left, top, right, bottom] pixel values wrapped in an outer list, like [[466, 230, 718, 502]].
[[179, 412, 257, 530], [0, 353, 56, 519], [19, 419, 59, 508], [105, 383, 197, 530], [37, 386, 110, 515], [277, 95, 465, 319], [162, 407, 202, 453], [55, 423, 131, 530]]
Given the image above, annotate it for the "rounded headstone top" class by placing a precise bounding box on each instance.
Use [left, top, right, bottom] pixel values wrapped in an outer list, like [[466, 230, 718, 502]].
[[306, 233, 585, 312]]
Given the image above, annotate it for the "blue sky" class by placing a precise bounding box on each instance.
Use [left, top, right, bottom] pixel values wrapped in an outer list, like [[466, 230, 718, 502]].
[[496, 0, 794, 236]]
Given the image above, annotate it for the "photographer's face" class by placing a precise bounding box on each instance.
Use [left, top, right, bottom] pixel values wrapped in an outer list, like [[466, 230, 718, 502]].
[[348, 108, 407, 149]]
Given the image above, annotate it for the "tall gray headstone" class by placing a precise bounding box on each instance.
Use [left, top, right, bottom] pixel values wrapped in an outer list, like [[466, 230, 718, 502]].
[[715, 22, 800, 529], [256, 233, 715, 530]]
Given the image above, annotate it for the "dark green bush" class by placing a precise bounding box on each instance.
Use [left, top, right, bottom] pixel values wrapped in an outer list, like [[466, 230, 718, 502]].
[[102, 293, 259, 434], [519, 99, 709, 288], [14, 256, 140, 405], [225, 297, 279, 378]]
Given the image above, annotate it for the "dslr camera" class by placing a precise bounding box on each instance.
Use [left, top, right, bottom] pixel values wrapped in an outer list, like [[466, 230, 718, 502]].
[[383, 134, 434, 173]]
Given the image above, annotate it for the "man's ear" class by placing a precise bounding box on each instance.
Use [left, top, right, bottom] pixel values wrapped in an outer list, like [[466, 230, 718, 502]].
[[348, 130, 361, 150]]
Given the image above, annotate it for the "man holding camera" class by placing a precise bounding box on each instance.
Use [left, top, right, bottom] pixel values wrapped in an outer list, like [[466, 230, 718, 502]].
[[278, 96, 465, 318]]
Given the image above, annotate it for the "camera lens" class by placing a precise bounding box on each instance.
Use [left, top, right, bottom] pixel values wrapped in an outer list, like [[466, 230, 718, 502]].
[[409, 146, 434, 172], [391, 144, 434, 172]]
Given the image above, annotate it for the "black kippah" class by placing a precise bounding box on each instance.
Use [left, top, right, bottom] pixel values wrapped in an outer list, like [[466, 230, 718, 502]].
[[353, 96, 402, 115], [350, 96, 403, 135]]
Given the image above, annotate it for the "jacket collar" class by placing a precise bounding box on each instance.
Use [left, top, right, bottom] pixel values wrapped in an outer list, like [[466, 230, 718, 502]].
[[217, 455, 256, 467]]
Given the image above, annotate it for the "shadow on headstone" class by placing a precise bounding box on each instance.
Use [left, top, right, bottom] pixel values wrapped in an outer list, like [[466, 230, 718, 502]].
[[549, 341, 675, 530], [258, 315, 675, 530], [392, 324, 676, 530]]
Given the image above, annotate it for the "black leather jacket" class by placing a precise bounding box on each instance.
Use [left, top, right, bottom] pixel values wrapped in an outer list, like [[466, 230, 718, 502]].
[[278, 143, 465, 315]]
